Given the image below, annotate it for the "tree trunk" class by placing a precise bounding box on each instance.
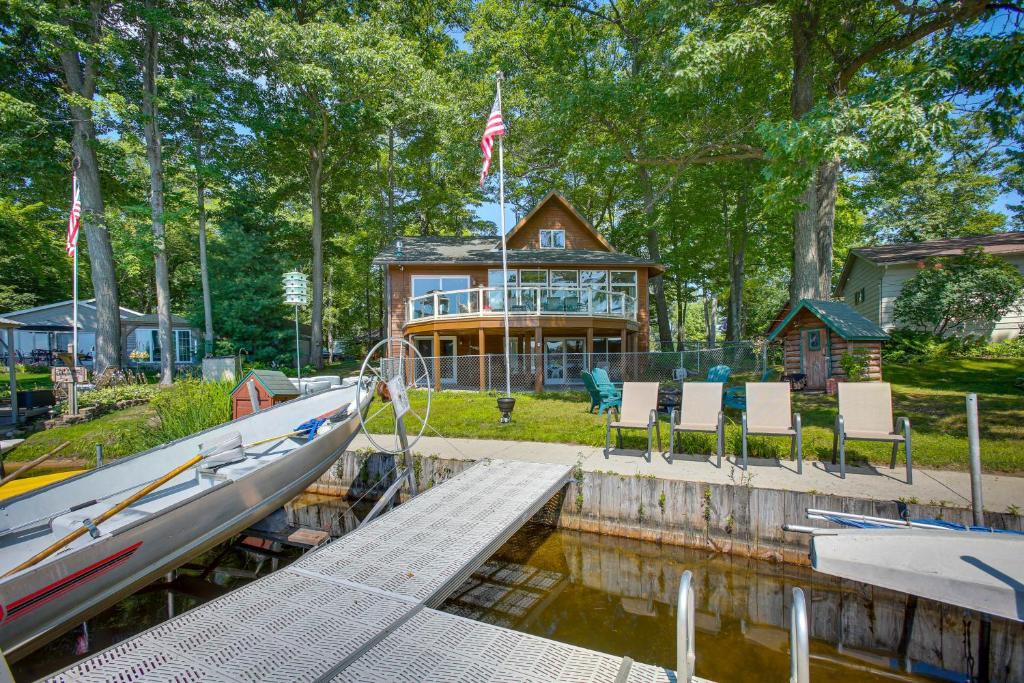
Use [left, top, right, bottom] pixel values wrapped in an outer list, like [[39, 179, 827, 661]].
[[638, 169, 673, 350], [196, 164, 214, 356], [726, 187, 748, 342], [703, 291, 717, 348], [308, 142, 325, 370], [58, 4, 121, 373], [675, 279, 684, 349], [326, 265, 334, 364], [815, 156, 841, 297], [142, 0, 174, 385], [789, 1, 821, 305], [387, 127, 396, 240]]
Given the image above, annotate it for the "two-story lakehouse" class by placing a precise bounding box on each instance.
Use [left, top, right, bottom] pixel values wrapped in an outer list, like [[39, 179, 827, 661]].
[[373, 191, 663, 390]]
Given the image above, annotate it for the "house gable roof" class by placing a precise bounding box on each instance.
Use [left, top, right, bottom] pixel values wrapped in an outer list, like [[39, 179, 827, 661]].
[[232, 369, 299, 398], [502, 191, 614, 252], [0, 316, 22, 329], [372, 236, 664, 272], [767, 299, 889, 342], [836, 232, 1024, 294]]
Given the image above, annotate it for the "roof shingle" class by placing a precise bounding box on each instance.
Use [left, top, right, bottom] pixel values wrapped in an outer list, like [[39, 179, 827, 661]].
[[372, 236, 661, 271]]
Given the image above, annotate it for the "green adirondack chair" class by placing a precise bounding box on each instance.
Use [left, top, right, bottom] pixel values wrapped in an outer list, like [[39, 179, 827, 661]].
[[591, 367, 621, 398], [706, 365, 732, 383], [582, 371, 621, 415]]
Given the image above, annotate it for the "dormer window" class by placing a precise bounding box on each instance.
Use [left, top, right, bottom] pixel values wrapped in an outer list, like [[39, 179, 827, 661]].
[[540, 229, 565, 249]]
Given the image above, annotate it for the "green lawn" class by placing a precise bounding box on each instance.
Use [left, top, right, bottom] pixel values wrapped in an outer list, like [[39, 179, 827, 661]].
[[0, 367, 53, 395], [5, 403, 160, 464], [367, 358, 1024, 473]]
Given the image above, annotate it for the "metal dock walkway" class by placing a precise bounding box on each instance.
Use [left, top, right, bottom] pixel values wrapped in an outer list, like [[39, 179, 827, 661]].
[[44, 459, 690, 682]]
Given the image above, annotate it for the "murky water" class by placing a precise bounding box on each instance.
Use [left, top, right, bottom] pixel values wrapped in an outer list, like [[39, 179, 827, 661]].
[[13, 494, 987, 682], [439, 522, 978, 683]]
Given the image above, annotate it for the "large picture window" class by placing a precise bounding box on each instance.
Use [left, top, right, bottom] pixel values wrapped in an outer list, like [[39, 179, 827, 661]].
[[539, 229, 565, 249], [519, 269, 547, 286]]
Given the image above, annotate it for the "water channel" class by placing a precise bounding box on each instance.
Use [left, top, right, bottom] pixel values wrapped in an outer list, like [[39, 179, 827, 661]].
[[12, 492, 985, 682]]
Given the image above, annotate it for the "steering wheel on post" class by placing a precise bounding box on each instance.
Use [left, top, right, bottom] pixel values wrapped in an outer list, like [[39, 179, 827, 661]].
[[355, 337, 432, 455]]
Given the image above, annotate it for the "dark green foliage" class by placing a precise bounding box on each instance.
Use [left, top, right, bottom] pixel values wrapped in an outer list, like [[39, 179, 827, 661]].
[[839, 349, 870, 381], [893, 248, 1024, 336], [884, 329, 1024, 363]]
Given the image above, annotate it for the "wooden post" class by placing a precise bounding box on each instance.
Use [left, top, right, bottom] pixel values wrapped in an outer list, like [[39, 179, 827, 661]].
[[621, 326, 628, 381], [432, 331, 441, 391], [478, 329, 486, 392], [534, 326, 543, 392], [586, 327, 594, 373]]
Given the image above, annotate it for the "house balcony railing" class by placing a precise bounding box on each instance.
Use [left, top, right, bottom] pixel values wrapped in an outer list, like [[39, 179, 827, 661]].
[[406, 286, 638, 325]]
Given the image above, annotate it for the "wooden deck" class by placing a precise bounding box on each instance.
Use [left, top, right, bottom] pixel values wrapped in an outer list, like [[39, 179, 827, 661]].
[[45, 459, 695, 682]]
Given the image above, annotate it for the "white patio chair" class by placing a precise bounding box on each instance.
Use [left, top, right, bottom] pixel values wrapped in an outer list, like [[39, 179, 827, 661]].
[[605, 382, 661, 462], [741, 382, 803, 473], [669, 382, 724, 466], [833, 382, 912, 481]]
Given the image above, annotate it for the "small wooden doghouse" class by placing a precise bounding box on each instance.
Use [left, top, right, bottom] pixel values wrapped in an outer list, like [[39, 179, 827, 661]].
[[230, 369, 299, 419], [767, 299, 889, 391]]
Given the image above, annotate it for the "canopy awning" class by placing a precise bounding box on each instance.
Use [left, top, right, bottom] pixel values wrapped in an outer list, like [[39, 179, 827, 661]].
[[810, 528, 1024, 622]]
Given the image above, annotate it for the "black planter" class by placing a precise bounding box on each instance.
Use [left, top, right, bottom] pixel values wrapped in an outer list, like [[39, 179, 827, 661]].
[[496, 396, 516, 424]]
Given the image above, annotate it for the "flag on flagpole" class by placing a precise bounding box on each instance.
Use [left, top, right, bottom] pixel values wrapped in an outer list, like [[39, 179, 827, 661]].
[[479, 91, 506, 186], [66, 171, 81, 257]]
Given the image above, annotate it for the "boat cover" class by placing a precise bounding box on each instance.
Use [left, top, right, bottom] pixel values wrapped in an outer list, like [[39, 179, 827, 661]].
[[810, 528, 1024, 622]]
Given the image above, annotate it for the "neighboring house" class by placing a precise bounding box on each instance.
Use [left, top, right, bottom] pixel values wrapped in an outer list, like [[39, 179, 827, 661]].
[[835, 233, 1024, 341], [373, 191, 663, 389], [0, 299, 199, 366]]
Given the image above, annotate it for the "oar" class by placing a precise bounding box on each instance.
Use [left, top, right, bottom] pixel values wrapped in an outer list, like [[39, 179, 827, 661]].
[[0, 442, 71, 487], [2, 453, 203, 578]]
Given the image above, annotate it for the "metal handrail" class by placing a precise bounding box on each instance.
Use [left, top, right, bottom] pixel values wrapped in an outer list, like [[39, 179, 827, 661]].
[[790, 587, 810, 683], [677, 570, 696, 682], [405, 285, 638, 323]]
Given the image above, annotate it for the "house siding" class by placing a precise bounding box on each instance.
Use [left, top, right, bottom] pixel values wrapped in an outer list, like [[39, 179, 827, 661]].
[[878, 256, 1024, 341], [506, 201, 606, 251], [839, 257, 882, 325]]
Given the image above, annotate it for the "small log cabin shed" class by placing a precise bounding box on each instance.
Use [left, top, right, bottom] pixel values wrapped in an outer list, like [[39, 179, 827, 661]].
[[767, 299, 889, 390], [230, 369, 299, 419]]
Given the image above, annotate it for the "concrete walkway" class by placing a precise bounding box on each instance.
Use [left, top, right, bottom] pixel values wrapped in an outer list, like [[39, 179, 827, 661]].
[[351, 434, 1024, 512]]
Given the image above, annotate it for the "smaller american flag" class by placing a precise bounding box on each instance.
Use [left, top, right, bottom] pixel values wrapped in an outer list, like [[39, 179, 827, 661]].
[[479, 90, 506, 187], [66, 171, 81, 257]]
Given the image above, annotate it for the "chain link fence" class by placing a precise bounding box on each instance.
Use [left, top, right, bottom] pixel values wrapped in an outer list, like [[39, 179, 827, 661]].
[[382, 342, 766, 393]]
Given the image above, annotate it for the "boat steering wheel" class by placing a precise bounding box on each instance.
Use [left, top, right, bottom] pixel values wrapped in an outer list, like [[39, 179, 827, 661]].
[[355, 337, 432, 455]]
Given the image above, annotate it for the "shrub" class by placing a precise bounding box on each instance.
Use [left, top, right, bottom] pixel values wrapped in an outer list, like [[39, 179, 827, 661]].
[[840, 349, 871, 381], [77, 383, 160, 410], [884, 328, 1022, 363], [893, 247, 1024, 335], [151, 378, 233, 442]]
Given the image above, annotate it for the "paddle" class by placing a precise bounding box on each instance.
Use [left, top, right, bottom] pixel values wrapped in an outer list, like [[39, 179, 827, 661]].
[[3, 403, 352, 578], [0, 442, 71, 487], [2, 453, 203, 578]]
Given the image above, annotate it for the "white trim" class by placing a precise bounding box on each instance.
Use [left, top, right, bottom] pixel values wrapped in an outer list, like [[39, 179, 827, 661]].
[[2, 298, 146, 319]]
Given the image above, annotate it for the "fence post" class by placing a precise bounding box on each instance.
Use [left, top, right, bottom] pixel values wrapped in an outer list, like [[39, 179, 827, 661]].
[[696, 341, 702, 375], [487, 354, 492, 392]]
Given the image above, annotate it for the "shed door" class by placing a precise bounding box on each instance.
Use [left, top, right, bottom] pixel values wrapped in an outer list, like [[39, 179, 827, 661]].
[[802, 328, 828, 390]]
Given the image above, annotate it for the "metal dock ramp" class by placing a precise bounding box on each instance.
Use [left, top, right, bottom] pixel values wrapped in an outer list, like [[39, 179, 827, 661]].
[[44, 459, 691, 682]]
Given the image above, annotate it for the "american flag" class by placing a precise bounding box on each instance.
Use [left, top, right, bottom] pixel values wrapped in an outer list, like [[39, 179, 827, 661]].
[[66, 170, 81, 257], [479, 90, 505, 187]]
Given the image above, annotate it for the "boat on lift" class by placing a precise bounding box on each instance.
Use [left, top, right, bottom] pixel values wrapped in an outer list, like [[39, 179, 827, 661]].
[[787, 507, 1024, 623], [0, 378, 371, 662]]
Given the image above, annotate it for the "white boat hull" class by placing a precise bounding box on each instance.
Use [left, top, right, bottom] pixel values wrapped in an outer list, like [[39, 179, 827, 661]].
[[0, 383, 369, 661]]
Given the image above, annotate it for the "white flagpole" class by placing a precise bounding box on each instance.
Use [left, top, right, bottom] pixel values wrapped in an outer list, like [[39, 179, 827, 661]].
[[70, 166, 79, 415], [497, 74, 511, 398]]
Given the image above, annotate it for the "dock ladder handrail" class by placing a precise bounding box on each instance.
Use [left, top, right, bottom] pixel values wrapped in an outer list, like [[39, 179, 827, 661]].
[[677, 570, 696, 682], [790, 587, 810, 683]]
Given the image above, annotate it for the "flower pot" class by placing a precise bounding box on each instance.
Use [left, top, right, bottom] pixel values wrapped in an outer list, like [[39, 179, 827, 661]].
[[497, 396, 516, 424]]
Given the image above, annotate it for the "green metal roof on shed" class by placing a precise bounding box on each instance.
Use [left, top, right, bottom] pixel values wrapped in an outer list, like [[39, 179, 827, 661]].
[[767, 299, 890, 342], [231, 369, 299, 397]]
